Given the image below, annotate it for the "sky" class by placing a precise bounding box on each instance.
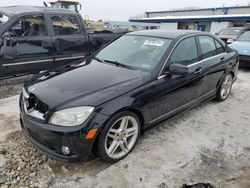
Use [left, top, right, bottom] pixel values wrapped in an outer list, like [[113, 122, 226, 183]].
[[1, 0, 250, 21]]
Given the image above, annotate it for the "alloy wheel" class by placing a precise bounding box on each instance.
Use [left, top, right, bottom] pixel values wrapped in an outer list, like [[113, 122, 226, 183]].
[[104, 116, 139, 159], [220, 74, 233, 100]]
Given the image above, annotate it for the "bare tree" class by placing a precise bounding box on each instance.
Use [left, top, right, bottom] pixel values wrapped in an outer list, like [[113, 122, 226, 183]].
[[129, 13, 145, 20]]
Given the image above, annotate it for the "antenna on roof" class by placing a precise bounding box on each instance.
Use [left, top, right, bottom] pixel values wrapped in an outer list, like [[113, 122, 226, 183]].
[[43, 1, 48, 7]]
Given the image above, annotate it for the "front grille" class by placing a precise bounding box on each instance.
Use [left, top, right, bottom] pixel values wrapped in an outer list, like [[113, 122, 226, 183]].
[[22, 88, 48, 120], [28, 94, 48, 114]]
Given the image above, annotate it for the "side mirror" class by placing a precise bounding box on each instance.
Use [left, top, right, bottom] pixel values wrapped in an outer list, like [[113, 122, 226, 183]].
[[215, 32, 219, 35], [169, 63, 189, 75], [0, 32, 17, 59]]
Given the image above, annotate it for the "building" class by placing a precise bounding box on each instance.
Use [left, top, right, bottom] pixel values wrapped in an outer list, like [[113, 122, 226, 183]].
[[130, 6, 250, 34], [103, 21, 160, 32]]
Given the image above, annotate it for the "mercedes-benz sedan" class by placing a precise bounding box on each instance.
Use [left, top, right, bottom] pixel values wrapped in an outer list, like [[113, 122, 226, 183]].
[[20, 30, 239, 163]]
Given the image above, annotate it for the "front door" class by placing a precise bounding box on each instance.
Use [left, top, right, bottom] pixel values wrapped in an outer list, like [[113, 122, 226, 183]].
[[49, 14, 88, 68], [152, 36, 206, 124], [0, 14, 54, 78]]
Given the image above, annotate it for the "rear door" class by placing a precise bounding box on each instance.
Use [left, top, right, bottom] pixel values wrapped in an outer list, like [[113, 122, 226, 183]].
[[153, 36, 207, 124], [49, 14, 88, 68], [196, 35, 227, 95], [0, 14, 54, 77]]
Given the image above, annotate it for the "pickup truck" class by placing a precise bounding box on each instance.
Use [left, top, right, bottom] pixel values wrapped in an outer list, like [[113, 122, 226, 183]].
[[0, 6, 123, 79]]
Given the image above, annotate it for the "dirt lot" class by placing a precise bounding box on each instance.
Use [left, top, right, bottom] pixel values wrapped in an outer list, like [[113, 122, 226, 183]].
[[0, 75, 33, 100], [0, 70, 250, 188]]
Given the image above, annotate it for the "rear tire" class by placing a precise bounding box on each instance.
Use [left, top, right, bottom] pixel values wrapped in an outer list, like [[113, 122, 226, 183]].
[[216, 73, 233, 102], [97, 111, 140, 163]]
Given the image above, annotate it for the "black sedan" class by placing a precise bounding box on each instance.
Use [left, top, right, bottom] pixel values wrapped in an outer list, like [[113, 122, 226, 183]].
[[20, 30, 239, 163]]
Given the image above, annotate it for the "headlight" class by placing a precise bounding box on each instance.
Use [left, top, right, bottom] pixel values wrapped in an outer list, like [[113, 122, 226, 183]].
[[49, 106, 94, 127]]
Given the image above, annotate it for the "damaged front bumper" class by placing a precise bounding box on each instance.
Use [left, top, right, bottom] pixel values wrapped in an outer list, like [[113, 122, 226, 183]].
[[19, 94, 109, 162]]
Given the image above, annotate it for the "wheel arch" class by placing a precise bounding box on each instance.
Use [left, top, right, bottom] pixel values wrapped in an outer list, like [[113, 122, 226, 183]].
[[216, 70, 234, 90], [91, 107, 145, 155]]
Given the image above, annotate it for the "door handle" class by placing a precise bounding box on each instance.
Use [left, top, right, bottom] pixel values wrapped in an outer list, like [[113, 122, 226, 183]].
[[194, 67, 202, 75], [220, 57, 225, 63]]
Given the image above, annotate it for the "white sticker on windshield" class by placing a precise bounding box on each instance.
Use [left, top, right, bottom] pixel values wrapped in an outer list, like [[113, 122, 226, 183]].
[[144, 40, 164, 47]]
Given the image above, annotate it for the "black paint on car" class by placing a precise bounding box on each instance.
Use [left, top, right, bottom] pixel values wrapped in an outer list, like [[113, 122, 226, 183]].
[[20, 30, 239, 162]]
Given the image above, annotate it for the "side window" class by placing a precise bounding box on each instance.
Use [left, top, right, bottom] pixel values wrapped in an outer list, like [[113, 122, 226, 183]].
[[6, 15, 47, 37], [170, 37, 198, 65], [215, 39, 225, 54], [51, 15, 81, 36], [198, 36, 217, 59]]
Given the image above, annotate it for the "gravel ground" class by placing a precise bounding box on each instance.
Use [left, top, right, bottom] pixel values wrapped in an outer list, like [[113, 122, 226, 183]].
[[0, 75, 33, 100], [0, 70, 249, 188]]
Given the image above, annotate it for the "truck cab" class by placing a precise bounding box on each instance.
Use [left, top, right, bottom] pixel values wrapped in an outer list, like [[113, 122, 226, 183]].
[[0, 6, 122, 79]]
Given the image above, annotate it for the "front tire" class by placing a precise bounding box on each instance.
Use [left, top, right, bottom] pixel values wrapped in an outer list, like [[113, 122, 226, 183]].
[[216, 73, 233, 101], [97, 111, 140, 163]]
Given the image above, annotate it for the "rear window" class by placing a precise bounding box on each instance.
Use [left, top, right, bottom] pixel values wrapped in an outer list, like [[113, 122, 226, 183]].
[[219, 28, 242, 36], [51, 15, 81, 35], [238, 31, 250, 41], [215, 40, 225, 54]]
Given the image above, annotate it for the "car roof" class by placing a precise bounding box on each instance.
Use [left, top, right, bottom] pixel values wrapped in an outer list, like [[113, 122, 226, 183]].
[[127, 29, 204, 39], [0, 6, 76, 16]]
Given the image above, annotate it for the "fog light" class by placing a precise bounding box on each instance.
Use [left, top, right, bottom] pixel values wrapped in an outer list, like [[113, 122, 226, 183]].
[[61, 146, 70, 155]]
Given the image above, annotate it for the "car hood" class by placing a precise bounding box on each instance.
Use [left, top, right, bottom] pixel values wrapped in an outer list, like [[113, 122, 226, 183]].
[[229, 41, 250, 56], [25, 59, 152, 110]]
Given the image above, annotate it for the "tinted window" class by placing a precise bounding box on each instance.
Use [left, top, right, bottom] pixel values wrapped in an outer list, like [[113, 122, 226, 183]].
[[219, 28, 242, 36], [96, 36, 172, 71], [170, 37, 198, 65], [215, 40, 225, 54], [6, 15, 47, 37], [51, 15, 80, 35], [199, 36, 217, 59], [238, 31, 250, 41]]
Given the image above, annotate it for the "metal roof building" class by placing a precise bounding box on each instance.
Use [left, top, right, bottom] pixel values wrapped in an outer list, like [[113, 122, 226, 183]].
[[130, 6, 250, 34]]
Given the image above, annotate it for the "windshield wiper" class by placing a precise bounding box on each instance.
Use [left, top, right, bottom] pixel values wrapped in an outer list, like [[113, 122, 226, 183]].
[[92, 57, 104, 63], [93, 57, 134, 69], [103, 59, 134, 69]]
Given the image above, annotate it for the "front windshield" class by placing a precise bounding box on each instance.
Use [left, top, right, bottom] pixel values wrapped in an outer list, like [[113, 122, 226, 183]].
[[219, 28, 242, 36], [238, 31, 250, 41], [95, 35, 172, 71]]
